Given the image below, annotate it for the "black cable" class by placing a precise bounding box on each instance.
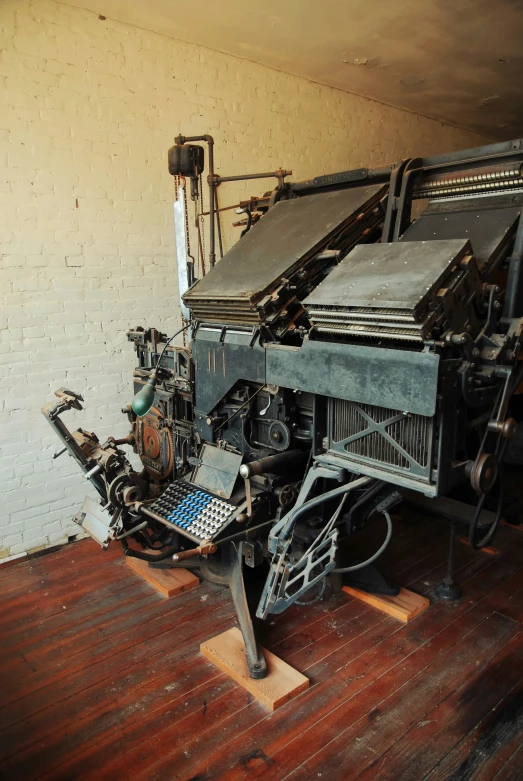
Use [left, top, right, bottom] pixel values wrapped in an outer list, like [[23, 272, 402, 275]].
[[214, 385, 267, 432], [468, 465, 505, 550], [295, 578, 326, 606], [155, 322, 193, 372], [344, 481, 385, 532], [333, 508, 393, 573], [240, 209, 252, 238], [121, 541, 179, 562]]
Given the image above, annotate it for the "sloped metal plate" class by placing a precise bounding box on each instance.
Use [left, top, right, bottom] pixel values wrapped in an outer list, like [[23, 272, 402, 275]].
[[304, 239, 469, 313], [184, 185, 384, 304], [401, 198, 522, 270]]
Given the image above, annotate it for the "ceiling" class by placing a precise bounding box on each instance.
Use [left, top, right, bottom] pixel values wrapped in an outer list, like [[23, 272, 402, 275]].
[[60, 0, 523, 139]]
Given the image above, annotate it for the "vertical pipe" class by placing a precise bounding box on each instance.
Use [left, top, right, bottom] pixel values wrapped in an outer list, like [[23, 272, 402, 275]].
[[207, 139, 216, 268], [215, 186, 224, 259]]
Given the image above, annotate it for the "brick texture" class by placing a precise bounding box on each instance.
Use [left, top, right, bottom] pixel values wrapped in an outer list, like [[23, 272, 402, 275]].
[[0, 0, 487, 558]]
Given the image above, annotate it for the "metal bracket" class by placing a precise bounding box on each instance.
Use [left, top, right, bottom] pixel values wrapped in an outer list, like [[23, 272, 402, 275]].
[[257, 528, 338, 619], [267, 462, 345, 554]]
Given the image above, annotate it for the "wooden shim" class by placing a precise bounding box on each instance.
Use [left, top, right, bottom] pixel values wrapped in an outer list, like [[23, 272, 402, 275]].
[[459, 536, 499, 555], [126, 557, 199, 598], [501, 519, 523, 531], [200, 627, 309, 711], [343, 585, 429, 623]]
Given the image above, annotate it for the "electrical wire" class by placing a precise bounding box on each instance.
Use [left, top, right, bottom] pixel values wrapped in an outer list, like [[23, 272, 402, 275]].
[[333, 508, 393, 573], [295, 578, 327, 606], [155, 322, 193, 372], [214, 385, 268, 432]]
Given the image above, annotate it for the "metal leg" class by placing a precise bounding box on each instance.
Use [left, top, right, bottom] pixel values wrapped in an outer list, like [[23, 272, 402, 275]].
[[227, 544, 267, 679], [435, 521, 461, 601], [149, 541, 267, 679]]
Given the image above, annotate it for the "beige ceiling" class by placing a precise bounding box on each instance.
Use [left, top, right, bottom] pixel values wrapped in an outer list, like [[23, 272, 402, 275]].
[[60, 0, 523, 139]]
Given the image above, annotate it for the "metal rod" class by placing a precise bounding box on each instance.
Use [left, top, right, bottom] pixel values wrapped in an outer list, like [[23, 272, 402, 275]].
[[84, 464, 102, 480], [207, 138, 216, 268], [215, 185, 223, 259], [239, 449, 307, 479], [215, 170, 291, 183], [445, 521, 456, 581]]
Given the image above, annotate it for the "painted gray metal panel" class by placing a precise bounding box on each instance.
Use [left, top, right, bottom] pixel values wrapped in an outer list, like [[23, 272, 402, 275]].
[[304, 239, 468, 313], [266, 340, 439, 416], [184, 185, 384, 304], [193, 329, 266, 414]]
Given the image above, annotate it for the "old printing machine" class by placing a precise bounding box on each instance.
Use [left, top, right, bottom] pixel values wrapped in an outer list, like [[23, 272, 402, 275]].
[[43, 136, 523, 678]]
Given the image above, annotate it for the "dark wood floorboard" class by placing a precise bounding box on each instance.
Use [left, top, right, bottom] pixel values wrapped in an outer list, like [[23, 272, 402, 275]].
[[0, 511, 522, 781]]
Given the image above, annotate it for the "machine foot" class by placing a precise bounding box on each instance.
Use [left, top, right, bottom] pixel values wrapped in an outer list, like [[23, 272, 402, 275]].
[[342, 562, 399, 596], [434, 521, 461, 602], [434, 578, 462, 601]]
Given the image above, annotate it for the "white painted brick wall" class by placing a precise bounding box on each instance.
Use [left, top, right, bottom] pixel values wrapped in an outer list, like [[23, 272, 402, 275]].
[[0, 0, 487, 558]]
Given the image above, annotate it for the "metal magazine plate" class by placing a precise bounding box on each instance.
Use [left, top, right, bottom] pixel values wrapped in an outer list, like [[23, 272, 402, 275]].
[[304, 239, 469, 313], [184, 185, 385, 303]]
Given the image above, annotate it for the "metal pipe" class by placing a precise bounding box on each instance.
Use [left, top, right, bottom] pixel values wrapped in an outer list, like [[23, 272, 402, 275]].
[[207, 138, 216, 267], [215, 170, 291, 183], [214, 185, 223, 259], [239, 449, 307, 479], [333, 508, 393, 573], [174, 134, 217, 268], [84, 464, 102, 480], [313, 250, 342, 262], [114, 521, 148, 540]]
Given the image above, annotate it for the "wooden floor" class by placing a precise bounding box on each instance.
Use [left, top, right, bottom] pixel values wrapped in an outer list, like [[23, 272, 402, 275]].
[[1, 507, 523, 781]]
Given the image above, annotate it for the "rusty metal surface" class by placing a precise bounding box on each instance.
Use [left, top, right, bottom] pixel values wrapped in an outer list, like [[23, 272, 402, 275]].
[[304, 239, 468, 313], [184, 184, 384, 304], [401, 200, 522, 270]]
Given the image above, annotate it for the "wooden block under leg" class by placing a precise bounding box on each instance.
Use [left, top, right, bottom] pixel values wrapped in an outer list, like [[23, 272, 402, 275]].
[[459, 536, 499, 555], [501, 519, 523, 531], [126, 556, 199, 598], [342, 585, 429, 623], [200, 627, 309, 711]]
